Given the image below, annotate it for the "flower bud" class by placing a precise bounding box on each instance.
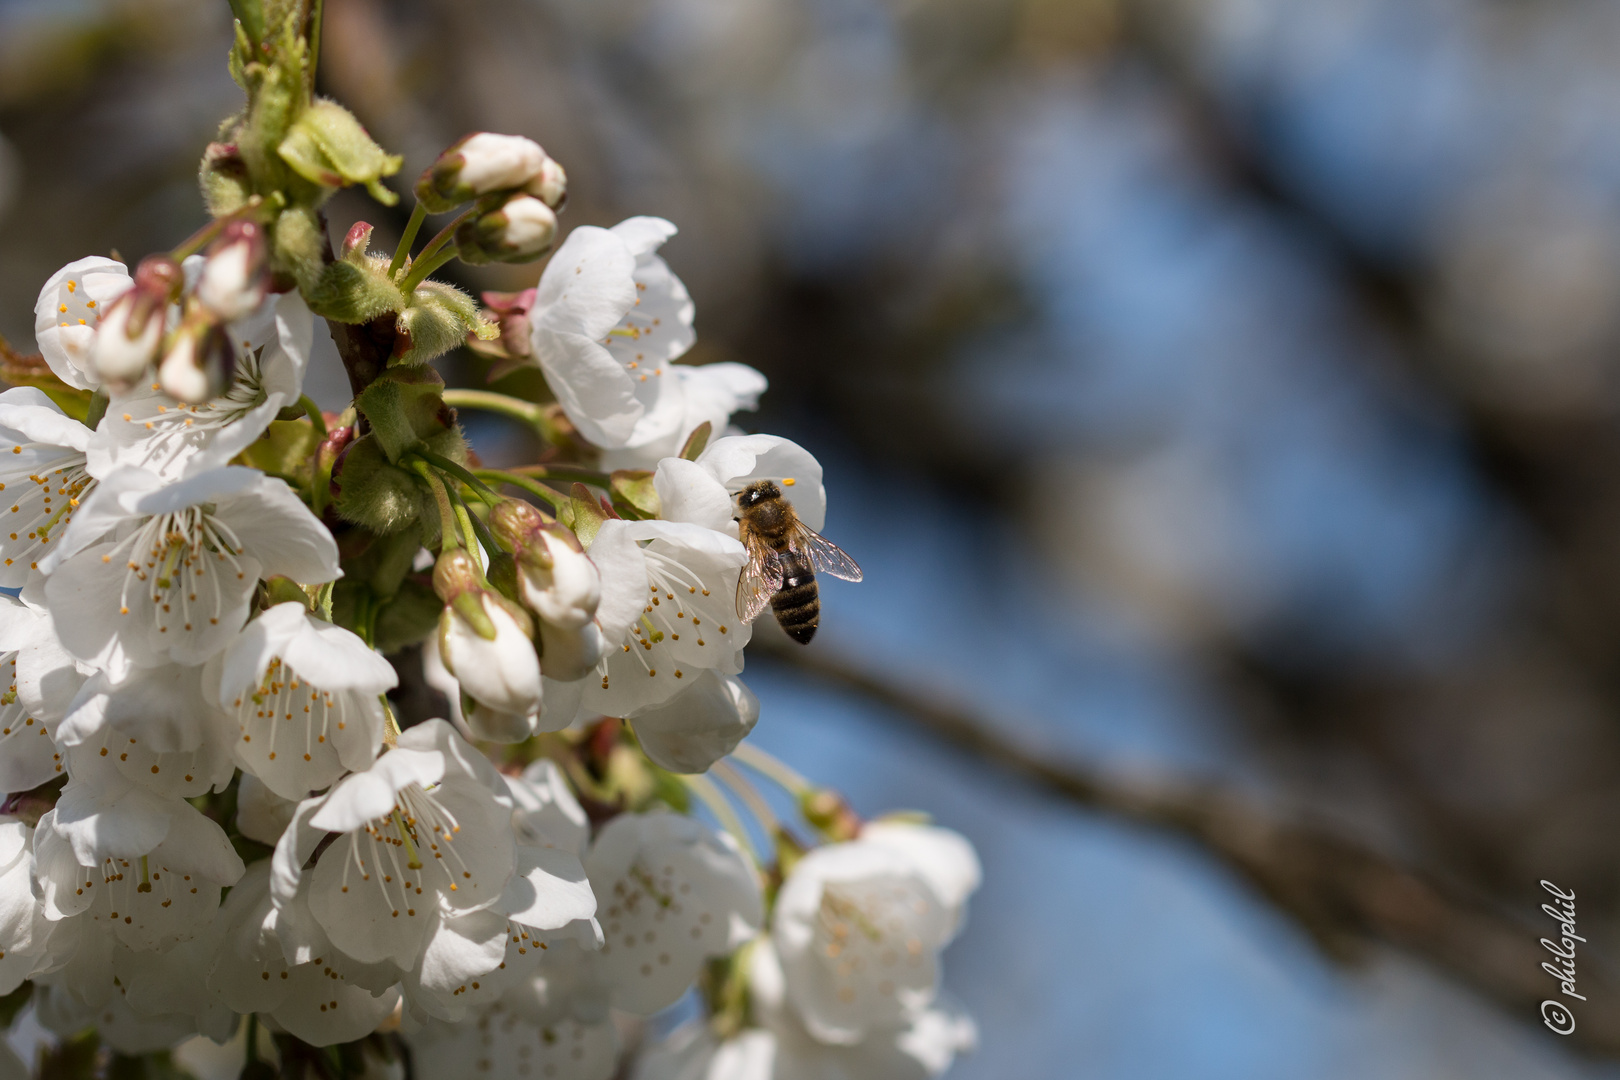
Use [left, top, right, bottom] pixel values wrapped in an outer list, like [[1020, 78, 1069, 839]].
[[91, 255, 181, 388], [195, 219, 270, 321], [523, 155, 568, 209], [468, 288, 536, 366], [490, 500, 601, 628], [434, 549, 544, 724], [414, 133, 562, 213], [454, 194, 558, 265], [157, 303, 234, 404]]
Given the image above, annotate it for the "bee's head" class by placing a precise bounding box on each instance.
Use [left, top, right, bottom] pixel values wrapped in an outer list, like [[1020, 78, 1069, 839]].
[[737, 480, 781, 508]]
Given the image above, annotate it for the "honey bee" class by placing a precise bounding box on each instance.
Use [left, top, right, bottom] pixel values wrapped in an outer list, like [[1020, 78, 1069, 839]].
[[735, 480, 862, 644]]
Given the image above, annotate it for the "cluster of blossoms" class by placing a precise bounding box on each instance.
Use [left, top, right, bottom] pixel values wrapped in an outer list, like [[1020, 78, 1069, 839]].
[[0, 10, 980, 1080]]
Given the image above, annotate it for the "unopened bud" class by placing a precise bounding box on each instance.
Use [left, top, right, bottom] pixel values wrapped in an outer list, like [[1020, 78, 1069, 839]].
[[490, 501, 601, 629], [158, 304, 234, 404], [199, 141, 251, 217], [91, 256, 181, 387], [341, 220, 375, 261], [436, 550, 543, 727], [455, 194, 558, 266], [432, 548, 488, 607], [415, 133, 563, 213], [196, 219, 269, 321], [469, 288, 536, 365], [523, 156, 568, 210]]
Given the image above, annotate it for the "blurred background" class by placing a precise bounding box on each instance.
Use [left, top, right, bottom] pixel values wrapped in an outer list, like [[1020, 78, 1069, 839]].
[[5, 0, 1620, 1075]]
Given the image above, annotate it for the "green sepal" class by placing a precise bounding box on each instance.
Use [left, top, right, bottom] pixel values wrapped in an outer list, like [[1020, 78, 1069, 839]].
[[228, 0, 266, 48], [309, 256, 405, 324], [450, 591, 498, 640], [393, 280, 492, 366], [567, 483, 607, 547], [610, 469, 661, 519], [678, 421, 712, 461], [278, 99, 403, 205], [199, 140, 253, 218], [239, 417, 319, 485], [262, 575, 313, 611], [354, 366, 451, 462]]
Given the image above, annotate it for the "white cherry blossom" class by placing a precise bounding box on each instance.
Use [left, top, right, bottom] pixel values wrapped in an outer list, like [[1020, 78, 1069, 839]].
[[0, 387, 96, 586], [584, 518, 751, 719], [771, 824, 979, 1045], [530, 217, 698, 449], [272, 720, 517, 973], [635, 940, 977, 1080], [34, 768, 244, 953], [584, 810, 761, 1015], [0, 594, 72, 792], [627, 669, 759, 775], [600, 363, 768, 472], [88, 291, 313, 482], [33, 257, 132, 391], [56, 663, 235, 798], [210, 861, 402, 1046], [214, 601, 395, 801], [655, 435, 828, 535], [0, 818, 55, 993], [407, 1000, 618, 1080], [43, 466, 339, 677]]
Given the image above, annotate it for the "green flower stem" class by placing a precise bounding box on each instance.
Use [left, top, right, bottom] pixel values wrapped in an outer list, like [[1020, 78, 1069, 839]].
[[453, 498, 482, 557], [473, 469, 567, 513], [679, 773, 761, 866], [410, 447, 501, 506], [440, 388, 548, 432], [397, 246, 461, 297], [297, 394, 327, 440], [509, 462, 614, 486], [388, 202, 428, 280], [397, 207, 474, 291], [168, 216, 228, 262], [729, 742, 814, 798], [411, 459, 461, 551]]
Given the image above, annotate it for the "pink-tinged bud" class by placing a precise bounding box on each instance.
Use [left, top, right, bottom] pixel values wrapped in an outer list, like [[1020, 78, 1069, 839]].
[[415, 133, 565, 213], [455, 194, 558, 266], [342, 220, 374, 260], [91, 255, 181, 387], [196, 219, 270, 321], [473, 288, 536, 362], [158, 305, 234, 404]]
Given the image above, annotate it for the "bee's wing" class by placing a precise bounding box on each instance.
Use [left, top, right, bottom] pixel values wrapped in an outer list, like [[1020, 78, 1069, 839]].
[[736, 529, 784, 623], [789, 523, 864, 582]]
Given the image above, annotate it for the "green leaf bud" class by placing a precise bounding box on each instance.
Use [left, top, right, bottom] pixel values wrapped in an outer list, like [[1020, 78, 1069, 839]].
[[277, 99, 404, 205], [393, 279, 493, 366]]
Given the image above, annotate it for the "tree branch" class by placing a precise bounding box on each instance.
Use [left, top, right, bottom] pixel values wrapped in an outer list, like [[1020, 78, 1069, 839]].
[[753, 640, 1620, 1055]]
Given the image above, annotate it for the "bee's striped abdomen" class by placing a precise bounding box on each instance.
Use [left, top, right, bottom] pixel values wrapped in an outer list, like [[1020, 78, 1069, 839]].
[[770, 549, 819, 643]]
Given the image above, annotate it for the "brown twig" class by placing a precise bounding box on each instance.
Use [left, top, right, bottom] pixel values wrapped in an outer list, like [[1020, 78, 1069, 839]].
[[753, 639, 1620, 1055]]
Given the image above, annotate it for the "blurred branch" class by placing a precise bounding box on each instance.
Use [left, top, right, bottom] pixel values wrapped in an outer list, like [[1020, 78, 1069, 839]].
[[755, 639, 1620, 1055]]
